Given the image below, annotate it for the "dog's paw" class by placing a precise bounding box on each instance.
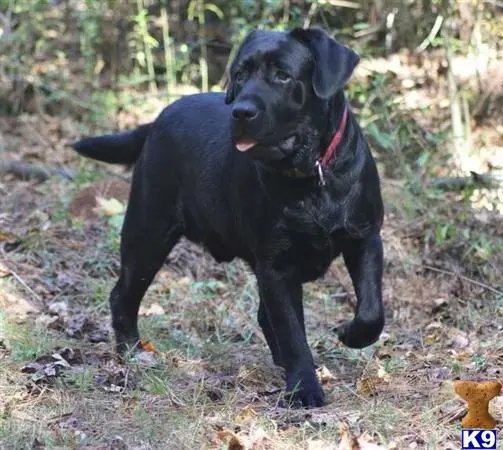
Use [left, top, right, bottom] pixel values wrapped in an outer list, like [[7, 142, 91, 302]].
[[115, 335, 142, 358], [281, 370, 325, 408], [336, 318, 383, 349]]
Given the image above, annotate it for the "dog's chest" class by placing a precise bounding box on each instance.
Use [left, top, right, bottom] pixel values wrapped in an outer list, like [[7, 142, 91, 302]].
[[296, 235, 335, 280], [275, 194, 346, 281], [281, 227, 341, 282]]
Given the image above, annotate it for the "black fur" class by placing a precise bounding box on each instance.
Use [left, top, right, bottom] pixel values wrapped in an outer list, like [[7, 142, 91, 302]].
[[74, 124, 151, 164], [73, 28, 385, 408]]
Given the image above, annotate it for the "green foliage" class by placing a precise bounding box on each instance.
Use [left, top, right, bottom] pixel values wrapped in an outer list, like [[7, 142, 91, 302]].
[[434, 223, 455, 245], [5, 321, 54, 361], [77, 0, 105, 81], [88, 278, 113, 310], [2, 0, 501, 125], [87, 90, 119, 126]]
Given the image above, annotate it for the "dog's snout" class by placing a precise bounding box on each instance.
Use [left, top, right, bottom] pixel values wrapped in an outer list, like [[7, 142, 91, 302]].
[[231, 101, 259, 122]]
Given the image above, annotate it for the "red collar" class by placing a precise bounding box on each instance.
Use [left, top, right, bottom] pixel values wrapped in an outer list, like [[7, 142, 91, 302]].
[[272, 105, 349, 185], [319, 104, 349, 167]]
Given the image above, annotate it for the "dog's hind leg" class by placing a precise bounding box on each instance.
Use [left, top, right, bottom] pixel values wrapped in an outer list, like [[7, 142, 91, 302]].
[[337, 233, 385, 349], [108, 160, 182, 355], [110, 229, 180, 355]]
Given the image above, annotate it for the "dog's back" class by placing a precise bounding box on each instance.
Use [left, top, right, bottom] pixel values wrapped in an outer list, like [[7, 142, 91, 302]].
[[73, 92, 232, 166]]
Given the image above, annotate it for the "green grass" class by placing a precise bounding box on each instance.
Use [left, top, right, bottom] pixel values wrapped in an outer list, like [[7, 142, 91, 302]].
[[5, 322, 55, 362]]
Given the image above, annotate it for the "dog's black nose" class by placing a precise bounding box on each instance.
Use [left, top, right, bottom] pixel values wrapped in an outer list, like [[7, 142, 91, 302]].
[[232, 101, 259, 121]]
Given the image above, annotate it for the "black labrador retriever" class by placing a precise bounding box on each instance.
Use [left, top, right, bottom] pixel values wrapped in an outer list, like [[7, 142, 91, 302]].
[[73, 27, 385, 408]]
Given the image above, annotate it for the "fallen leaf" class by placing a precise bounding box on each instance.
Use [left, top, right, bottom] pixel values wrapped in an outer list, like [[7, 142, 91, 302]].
[[44, 302, 102, 341], [21, 362, 46, 374], [356, 363, 390, 397], [376, 366, 391, 382], [0, 291, 38, 323], [69, 179, 130, 220], [47, 301, 68, 316], [21, 347, 82, 385], [431, 297, 448, 313], [424, 334, 437, 345], [455, 351, 472, 362], [316, 365, 336, 384], [447, 330, 469, 349], [424, 321, 444, 345], [337, 423, 389, 450], [0, 261, 11, 277], [23, 361, 61, 382], [139, 340, 157, 353], [51, 353, 71, 368], [235, 405, 257, 423], [57, 347, 83, 365], [35, 314, 61, 329], [87, 329, 109, 343], [337, 423, 359, 450], [0, 230, 19, 242], [94, 197, 126, 217], [356, 376, 375, 397], [138, 303, 165, 316], [65, 313, 89, 337], [216, 430, 245, 450], [95, 359, 135, 392]]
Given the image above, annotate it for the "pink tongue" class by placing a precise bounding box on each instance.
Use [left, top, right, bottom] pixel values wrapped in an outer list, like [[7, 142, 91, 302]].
[[235, 139, 257, 152]]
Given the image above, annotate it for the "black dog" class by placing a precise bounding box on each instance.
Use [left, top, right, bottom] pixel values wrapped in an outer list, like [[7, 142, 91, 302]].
[[73, 28, 384, 408]]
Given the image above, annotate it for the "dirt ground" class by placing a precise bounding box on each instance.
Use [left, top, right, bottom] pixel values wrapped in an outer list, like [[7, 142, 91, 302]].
[[0, 100, 502, 449]]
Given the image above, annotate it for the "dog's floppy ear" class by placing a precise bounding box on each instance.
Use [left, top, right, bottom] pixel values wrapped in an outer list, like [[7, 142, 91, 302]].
[[225, 54, 239, 104], [224, 51, 239, 104], [290, 28, 359, 99], [224, 77, 236, 104]]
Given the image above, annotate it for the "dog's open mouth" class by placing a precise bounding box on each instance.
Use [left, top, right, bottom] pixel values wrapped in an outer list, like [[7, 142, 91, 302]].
[[235, 138, 258, 152], [234, 135, 296, 154]]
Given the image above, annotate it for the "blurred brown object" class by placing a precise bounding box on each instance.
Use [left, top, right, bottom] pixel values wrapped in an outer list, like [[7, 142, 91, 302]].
[[69, 178, 130, 220]]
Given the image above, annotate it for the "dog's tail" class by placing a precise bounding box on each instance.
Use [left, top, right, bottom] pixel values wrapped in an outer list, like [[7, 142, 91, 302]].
[[72, 123, 151, 164]]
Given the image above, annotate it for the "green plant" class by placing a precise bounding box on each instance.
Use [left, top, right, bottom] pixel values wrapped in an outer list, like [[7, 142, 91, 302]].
[[160, 6, 176, 97], [188, 0, 224, 92], [133, 0, 158, 94], [77, 0, 106, 82], [6, 323, 54, 361]]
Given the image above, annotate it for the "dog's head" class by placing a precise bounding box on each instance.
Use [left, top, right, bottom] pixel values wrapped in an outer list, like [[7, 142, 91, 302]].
[[225, 28, 359, 162]]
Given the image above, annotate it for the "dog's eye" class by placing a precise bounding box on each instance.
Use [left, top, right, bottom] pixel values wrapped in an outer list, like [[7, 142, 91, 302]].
[[275, 70, 291, 83], [234, 71, 245, 83]]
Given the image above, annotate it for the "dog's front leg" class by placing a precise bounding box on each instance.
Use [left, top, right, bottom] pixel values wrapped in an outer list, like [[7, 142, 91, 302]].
[[337, 233, 385, 348], [256, 266, 324, 408]]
